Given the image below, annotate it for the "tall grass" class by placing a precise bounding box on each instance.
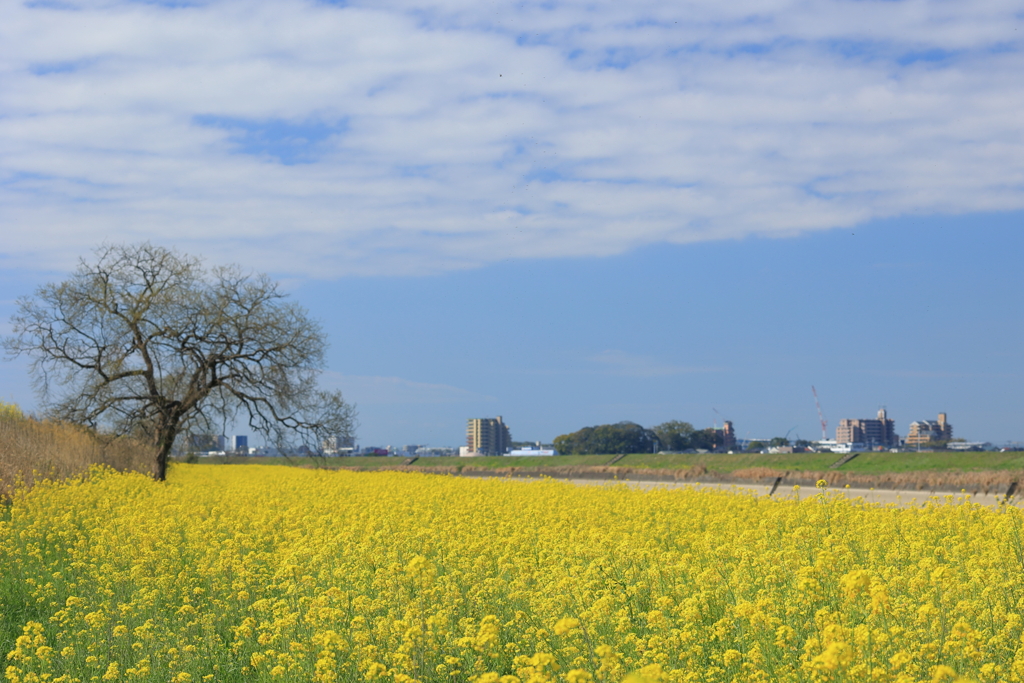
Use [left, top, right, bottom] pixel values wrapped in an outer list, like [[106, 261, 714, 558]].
[[0, 402, 154, 496]]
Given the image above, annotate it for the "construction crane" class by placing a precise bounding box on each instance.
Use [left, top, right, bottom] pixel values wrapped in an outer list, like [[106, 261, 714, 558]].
[[811, 386, 828, 440]]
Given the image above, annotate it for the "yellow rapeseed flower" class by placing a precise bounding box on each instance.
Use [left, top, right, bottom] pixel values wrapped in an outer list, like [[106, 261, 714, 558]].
[[1, 464, 1021, 683], [553, 618, 580, 636]]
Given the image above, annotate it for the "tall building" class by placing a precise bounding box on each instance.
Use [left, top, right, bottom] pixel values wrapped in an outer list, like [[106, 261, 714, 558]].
[[714, 421, 736, 450], [322, 435, 355, 455], [230, 435, 248, 452], [467, 416, 512, 456], [906, 412, 952, 446], [835, 408, 898, 448]]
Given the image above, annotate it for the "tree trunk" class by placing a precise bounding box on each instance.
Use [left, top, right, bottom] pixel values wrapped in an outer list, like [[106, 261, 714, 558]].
[[154, 422, 178, 481], [155, 440, 172, 481]]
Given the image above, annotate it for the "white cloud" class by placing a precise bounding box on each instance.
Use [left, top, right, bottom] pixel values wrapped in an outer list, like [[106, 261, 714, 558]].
[[1, 0, 1022, 275], [588, 350, 723, 378], [868, 369, 1018, 380], [321, 372, 494, 405]]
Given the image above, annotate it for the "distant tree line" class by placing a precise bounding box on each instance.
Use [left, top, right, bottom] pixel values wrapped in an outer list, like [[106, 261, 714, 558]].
[[553, 422, 654, 455], [553, 420, 723, 455]]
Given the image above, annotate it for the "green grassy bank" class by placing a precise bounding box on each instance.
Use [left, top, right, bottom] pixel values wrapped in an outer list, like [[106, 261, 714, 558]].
[[189, 450, 1024, 475]]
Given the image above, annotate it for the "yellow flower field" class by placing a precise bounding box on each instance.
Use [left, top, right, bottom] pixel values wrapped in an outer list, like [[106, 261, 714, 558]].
[[2, 465, 1022, 683]]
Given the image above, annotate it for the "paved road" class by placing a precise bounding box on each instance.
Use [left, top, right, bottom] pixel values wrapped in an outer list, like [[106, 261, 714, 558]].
[[565, 478, 1022, 508]]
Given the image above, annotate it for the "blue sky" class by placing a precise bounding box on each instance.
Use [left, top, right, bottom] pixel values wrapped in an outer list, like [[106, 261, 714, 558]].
[[2, 0, 1023, 447], [295, 211, 1024, 447]]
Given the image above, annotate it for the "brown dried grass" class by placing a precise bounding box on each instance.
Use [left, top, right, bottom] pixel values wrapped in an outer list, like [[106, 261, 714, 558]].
[[331, 462, 1024, 495], [723, 467, 1024, 495], [0, 410, 155, 496]]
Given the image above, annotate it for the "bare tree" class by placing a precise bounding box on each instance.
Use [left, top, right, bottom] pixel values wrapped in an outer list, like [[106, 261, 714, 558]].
[[3, 243, 356, 480]]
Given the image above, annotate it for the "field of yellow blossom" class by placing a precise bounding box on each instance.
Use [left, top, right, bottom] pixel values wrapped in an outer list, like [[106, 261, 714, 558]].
[[2, 464, 1023, 683]]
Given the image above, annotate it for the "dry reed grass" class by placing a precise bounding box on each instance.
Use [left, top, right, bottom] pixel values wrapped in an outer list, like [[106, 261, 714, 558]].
[[330, 461, 1024, 495], [725, 466, 1024, 495], [0, 403, 155, 496]]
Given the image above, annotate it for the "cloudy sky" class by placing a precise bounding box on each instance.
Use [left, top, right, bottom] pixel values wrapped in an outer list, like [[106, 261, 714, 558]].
[[2, 0, 1023, 447]]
